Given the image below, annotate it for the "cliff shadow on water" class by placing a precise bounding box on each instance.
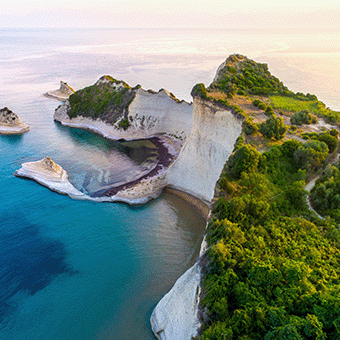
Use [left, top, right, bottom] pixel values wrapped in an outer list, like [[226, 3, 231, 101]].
[[53, 122, 162, 196]]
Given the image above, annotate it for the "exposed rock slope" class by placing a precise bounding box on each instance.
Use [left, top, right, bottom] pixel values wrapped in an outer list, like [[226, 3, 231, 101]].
[[44, 81, 75, 101], [0, 107, 30, 134], [166, 96, 243, 203], [151, 263, 201, 340]]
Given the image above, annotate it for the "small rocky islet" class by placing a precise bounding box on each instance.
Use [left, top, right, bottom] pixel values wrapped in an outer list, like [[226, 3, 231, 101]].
[[0, 107, 30, 135]]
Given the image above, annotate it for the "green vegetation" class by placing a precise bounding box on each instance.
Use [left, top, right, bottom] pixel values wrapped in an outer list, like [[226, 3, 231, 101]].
[[290, 110, 318, 125], [243, 118, 258, 136], [253, 99, 267, 111], [192, 54, 340, 127], [259, 115, 288, 140], [118, 118, 130, 130], [270, 95, 340, 125], [200, 135, 340, 340], [311, 165, 340, 223], [191, 83, 208, 99], [298, 131, 338, 154], [68, 76, 138, 127], [210, 54, 290, 96]]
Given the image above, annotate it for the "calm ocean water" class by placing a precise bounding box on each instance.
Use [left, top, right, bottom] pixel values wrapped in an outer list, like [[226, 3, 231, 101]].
[[0, 28, 340, 339]]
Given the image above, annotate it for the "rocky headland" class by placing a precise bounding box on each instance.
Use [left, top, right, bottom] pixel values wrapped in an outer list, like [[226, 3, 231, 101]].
[[21, 54, 339, 339], [44, 81, 75, 101], [0, 107, 30, 135]]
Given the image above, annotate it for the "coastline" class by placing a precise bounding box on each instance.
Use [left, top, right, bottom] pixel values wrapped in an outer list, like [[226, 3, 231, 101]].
[[15, 135, 183, 205], [0, 124, 30, 135], [164, 187, 210, 219]]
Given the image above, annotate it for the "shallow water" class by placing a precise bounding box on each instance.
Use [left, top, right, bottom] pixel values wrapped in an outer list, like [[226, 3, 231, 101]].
[[0, 27, 339, 339]]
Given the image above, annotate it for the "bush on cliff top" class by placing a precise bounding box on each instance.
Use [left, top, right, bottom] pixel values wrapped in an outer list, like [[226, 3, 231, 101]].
[[68, 78, 137, 125]]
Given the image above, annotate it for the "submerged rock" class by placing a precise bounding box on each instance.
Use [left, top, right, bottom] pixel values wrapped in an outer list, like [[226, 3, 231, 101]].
[[0, 107, 30, 135]]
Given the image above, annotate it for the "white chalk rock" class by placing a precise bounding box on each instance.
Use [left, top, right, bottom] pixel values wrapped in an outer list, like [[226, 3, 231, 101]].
[[151, 262, 201, 340], [166, 97, 242, 203], [15, 157, 86, 199], [44, 81, 75, 101]]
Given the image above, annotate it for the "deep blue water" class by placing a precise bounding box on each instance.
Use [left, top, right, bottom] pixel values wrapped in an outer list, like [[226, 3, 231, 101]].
[[1, 28, 340, 339]]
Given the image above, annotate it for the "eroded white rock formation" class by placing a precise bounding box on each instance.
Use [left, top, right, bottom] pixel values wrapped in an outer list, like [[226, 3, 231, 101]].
[[15, 157, 86, 199], [166, 97, 243, 203], [0, 107, 30, 135], [45, 81, 75, 101]]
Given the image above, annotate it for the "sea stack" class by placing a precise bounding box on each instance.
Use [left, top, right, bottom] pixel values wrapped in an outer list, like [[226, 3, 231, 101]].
[[15, 157, 86, 199], [44, 81, 75, 101], [0, 107, 30, 135]]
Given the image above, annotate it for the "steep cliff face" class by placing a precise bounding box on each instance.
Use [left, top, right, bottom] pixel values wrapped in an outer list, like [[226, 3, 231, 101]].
[[166, 96, 243, 203], [127, 88, 192, 141], [54, 77, 193, 141]]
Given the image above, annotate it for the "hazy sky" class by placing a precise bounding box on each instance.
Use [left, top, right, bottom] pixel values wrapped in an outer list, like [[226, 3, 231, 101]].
[[0, 0, 339, 29]]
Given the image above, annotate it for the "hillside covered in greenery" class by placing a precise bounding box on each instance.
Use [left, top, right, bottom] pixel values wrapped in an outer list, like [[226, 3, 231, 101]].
[[192, 54, 340, 129], [195, 55, 340, 339], [67, 75, 140, 129]]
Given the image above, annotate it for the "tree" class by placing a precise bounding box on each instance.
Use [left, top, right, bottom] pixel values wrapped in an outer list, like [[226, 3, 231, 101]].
[[293, 140, 328, 170], [226, 145, 261, 179], [259, 115, 288, 140], [290, 110, 318, 125]]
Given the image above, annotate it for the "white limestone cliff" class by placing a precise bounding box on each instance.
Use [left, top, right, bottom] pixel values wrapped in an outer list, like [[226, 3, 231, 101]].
[[0, 107, 30, 135], [151, 262, 201, 340], [166, 97, 243, 203], [54, 87, 193, 142]]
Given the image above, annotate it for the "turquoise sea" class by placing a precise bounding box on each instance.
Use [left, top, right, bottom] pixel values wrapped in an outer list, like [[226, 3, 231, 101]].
[[1, 28, 340, 339]]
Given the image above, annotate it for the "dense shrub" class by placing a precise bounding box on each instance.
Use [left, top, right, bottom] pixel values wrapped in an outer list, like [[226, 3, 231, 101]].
[[310, 165, 340, 222], [330, 128, 339, 137], [318, 132, 338, 153], [265, 105, 274, 115], [243, 119, 258, 135], [294, 140, 329, 170], [67, 78, 136, 124], [118, 118, 130, 130], [290, 110, 318, 125], [191, 83, 208, 99], [259, 115, 288, 140], [226, 145, 261, 179]]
